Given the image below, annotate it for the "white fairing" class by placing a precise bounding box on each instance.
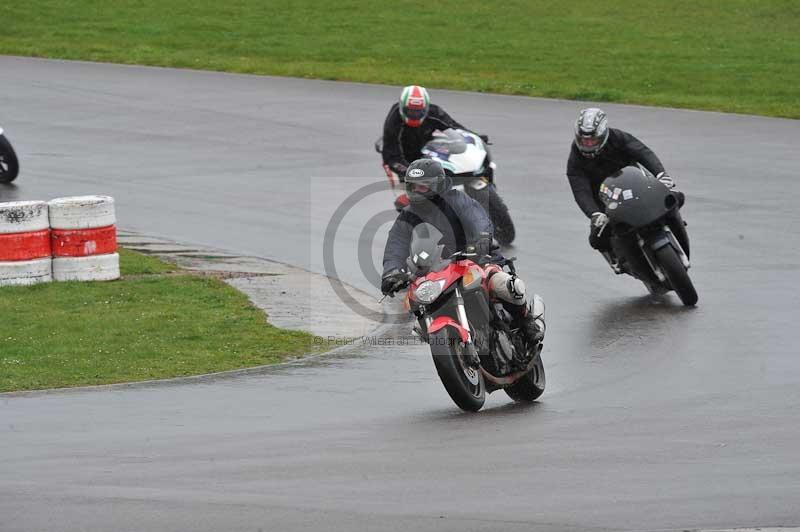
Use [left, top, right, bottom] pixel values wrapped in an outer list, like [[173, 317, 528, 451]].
[[0, 127, 4, 135], [532, 294, 545, 320], [422, 129, 488, 176], [453, 183, 486, 192]]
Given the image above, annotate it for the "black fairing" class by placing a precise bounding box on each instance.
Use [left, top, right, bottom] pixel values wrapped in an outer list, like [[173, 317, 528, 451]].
[[600, 166, 678, 229]]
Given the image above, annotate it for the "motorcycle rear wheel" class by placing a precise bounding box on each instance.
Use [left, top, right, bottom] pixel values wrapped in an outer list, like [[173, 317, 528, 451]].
[[655, 245, 698, 306], [467, 186, 515, 246], [504, 350, 546, 402], [429, 328, 485, 412], [0, 135, 19, 183]]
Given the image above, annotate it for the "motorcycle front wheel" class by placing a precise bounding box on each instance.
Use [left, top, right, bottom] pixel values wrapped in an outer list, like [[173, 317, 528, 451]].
[[0, 134, 19, 183], [429, 328, 485, 412], [655, 245, 698, 306]]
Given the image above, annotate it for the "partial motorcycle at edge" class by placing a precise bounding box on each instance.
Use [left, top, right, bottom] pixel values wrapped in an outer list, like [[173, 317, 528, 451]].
[[0, 126, 19, 183]]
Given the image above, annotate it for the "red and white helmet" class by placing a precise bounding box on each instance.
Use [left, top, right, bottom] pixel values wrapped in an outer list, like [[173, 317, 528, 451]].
[[399, 85, 430, 127]]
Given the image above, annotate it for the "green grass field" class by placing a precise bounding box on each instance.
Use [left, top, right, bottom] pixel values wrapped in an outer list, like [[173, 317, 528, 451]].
[[0, 250, 317, 392], [2, 0, 798, 118]]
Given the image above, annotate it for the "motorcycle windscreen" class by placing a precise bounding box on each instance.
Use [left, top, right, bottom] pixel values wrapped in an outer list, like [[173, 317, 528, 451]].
[[422, 129, 468, 158], [406, 223, 449, 276], [600, 166, 675, 229], [422, 130, 485, 177]]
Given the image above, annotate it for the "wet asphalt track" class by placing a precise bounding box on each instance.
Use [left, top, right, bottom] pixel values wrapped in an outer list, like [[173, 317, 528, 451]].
[[1, 56, 800, 531]]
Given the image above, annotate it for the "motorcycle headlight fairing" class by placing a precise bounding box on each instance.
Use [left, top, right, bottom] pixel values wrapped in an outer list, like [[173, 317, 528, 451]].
[[413, 279, 446, 304], [461, 266, 484, 291]]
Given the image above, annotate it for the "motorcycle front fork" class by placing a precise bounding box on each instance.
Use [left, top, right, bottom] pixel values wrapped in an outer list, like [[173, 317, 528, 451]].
[[454, 287, 481, 365], [415, 288, 480, 366], [636, 225, 691, 282]]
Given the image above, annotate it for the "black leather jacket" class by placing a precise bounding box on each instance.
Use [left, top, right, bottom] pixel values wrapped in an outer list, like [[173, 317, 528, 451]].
[[382, 103, 466, 174], [566, 128, 666, 217], [382, 189, 493, 275]]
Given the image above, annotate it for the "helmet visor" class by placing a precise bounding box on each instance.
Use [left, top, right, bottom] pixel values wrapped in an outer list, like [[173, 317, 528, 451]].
[[403, 105, 428, 122], [405, 176, 440, 201], [577, 135, 602, 150]]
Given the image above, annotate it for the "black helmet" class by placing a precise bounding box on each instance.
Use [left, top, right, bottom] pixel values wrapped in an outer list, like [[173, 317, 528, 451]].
[[404, 159, 449, 204]]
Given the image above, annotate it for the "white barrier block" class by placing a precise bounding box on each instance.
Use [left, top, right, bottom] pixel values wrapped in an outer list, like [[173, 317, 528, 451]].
[[0, 200, 49, 234], [0, 257, 53, 286], [48, 195, 116, 230], [53, 253, 120, 282]]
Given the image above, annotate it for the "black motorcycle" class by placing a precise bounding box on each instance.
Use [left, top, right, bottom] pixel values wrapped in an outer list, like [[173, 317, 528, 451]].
[[0, 127, 20, 183], [599, 166, 697, 306]]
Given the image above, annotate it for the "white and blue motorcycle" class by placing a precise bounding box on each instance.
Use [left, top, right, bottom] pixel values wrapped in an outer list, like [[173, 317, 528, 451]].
[[376, 128, 516, 246]]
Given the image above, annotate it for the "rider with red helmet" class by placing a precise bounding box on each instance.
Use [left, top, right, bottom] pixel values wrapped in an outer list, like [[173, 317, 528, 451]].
[[381, 85, 477, 178]]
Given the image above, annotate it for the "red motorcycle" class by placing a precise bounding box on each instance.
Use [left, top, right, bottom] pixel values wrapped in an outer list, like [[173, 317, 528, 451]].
[[390, 225, 545, 411]]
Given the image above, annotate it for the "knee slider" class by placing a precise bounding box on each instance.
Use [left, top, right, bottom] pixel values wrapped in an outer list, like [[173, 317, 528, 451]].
[[506, 275, 526, 301], [488, 271, 525, 304]]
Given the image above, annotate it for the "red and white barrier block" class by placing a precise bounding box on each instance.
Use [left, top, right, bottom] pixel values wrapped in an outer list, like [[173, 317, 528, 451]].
[[49, 195, 120, 282], [0, 201, 53, 286]]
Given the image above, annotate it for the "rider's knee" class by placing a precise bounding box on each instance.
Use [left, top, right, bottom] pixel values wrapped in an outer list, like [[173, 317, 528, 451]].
[[488, 271, 526, 305]]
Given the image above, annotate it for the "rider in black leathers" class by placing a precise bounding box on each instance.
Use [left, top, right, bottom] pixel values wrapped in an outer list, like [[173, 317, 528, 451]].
[[381, 85, 478, 178], [381, 158, 543, 345], [566, 107, 689, 256]]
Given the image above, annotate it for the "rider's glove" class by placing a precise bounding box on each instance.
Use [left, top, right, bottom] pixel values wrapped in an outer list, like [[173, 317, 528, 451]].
[[381, 268, 408, 296], [470, 232, 493, 259], [656, 172, 675, 189], [590, 212, 609, 234], [391, 162, 409, 179]]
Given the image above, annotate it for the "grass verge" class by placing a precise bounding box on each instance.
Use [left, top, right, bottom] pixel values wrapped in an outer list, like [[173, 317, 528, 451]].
[[0, 250, 318, 392], [2, 0, 799, 118]]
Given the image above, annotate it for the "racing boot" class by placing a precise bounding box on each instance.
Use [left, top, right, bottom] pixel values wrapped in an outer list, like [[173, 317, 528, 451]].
[[508, 295, 545, 347]]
